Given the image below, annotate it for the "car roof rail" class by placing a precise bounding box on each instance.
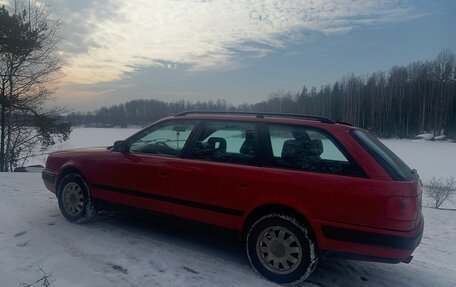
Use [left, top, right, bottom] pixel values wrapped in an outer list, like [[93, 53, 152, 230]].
[[335, 120, 353, 126], [174, 110, 334, 124]]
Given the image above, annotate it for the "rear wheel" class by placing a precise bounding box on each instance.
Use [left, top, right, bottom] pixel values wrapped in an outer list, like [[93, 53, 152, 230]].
[[57, 173, 97, 223], [246, 214, 318, 284]]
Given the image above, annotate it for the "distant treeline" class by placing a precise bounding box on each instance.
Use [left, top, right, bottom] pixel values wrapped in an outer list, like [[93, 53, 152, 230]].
[[66, 50, 456, 139]]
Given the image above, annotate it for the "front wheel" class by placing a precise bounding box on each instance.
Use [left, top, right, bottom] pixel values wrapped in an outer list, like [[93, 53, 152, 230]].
[[57, 173, 97, 224], [246, 214, 318, 284]]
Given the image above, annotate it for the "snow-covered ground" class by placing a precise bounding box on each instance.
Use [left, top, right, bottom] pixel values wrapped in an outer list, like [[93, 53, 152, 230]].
[[1, 128, 456, 286]]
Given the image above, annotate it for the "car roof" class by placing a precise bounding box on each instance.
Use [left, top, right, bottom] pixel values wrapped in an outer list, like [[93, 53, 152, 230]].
[[159, 111, 354, 131], [175, 110, 334, 123]]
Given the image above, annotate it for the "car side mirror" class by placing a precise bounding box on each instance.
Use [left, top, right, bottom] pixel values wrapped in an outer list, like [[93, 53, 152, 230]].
[[113, 140, 128, 152]]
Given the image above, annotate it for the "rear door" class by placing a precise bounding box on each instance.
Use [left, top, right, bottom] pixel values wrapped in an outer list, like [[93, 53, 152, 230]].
[[260, 123, 381, 227]]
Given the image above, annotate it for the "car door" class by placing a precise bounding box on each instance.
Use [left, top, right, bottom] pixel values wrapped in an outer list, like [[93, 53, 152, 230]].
[[260, 123, 385, 228], [92, 119, 199, 215], [171, 120, 265, 230]]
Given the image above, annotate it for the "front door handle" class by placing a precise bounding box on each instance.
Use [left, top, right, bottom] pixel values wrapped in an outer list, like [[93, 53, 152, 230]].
[[159, 171, 167, 177]]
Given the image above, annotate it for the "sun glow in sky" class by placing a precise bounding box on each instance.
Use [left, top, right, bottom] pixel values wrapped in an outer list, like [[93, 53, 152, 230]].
[[3, 0, 455, 110], [60, 0, 413, 84]]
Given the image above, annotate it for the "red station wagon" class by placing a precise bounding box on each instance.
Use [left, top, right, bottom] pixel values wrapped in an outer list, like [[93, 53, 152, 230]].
[[42, 111, 423, 284]]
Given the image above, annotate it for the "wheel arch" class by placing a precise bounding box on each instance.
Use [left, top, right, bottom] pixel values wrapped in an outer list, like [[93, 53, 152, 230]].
[[242, 204, 318, 247], [56, 166, 85, 194]]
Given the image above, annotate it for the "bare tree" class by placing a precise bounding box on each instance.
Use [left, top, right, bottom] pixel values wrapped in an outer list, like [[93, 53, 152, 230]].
[[0, 0, 70, 171], [425, 176, 456, 208]]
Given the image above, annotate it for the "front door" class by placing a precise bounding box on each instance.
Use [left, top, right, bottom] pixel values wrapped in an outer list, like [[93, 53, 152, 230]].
[[92, 119, 198, 215]]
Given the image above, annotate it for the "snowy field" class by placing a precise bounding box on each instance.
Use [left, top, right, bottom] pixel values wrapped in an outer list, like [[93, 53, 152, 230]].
[[1, 127, 456, 286], [32, 127, 456, 189]]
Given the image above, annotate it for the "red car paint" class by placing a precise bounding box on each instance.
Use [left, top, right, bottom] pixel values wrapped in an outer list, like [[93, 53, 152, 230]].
[[42, 114, 423, 263]]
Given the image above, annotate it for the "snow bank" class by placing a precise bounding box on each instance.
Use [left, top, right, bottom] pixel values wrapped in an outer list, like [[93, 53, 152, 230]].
[[413, 133, 435, 141]]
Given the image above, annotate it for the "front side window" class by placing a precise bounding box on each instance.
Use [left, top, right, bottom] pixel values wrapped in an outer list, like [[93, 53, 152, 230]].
[[191, 121, 258, 165], [129, 120, 197, 156], [268, 124, 362, 176]]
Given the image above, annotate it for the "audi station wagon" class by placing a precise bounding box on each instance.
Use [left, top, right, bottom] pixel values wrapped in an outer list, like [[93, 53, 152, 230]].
[[42, 111, 423, 284]]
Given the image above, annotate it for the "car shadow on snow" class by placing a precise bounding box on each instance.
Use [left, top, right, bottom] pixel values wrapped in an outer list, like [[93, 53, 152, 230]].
[[93, 210, 248, 266], [86, 211, 438, 287]]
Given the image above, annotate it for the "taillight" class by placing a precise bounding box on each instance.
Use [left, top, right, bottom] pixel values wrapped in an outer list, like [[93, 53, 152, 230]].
[[386, 196, 417, 221]]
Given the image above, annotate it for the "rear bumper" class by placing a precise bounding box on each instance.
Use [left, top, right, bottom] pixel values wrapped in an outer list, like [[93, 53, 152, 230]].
[[314, 215, 424, 262], [322, 221, 423, 251], [321, 251, 410, 264], [42, 169, 57, 194]]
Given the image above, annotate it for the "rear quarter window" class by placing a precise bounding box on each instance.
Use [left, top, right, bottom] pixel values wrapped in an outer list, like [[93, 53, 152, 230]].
[[351, 130, 413, 181]]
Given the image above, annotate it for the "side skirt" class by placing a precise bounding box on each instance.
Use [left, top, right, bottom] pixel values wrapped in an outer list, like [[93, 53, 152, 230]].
[[94, 199, 241, 240]]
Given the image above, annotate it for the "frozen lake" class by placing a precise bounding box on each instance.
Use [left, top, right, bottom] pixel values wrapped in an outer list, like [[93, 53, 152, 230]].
[[30, 127, 456, 183]]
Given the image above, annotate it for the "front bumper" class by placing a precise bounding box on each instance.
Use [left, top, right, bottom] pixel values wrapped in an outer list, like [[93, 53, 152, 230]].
[[42, 169, 57, 193]]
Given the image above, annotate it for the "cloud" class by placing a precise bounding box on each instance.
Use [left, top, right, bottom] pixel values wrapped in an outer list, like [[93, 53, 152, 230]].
[[52, 0, 413, 84]]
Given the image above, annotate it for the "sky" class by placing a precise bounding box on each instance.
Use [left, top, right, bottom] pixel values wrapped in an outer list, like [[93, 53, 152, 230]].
[[15, 0, 456, 111]]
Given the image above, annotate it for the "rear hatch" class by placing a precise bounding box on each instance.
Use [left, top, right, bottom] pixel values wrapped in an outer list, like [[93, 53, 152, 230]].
[[352, 129, 422, 228]]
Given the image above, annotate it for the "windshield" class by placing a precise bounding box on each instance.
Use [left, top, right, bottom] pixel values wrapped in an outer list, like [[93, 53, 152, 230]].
[[352, 130, 413, 181]]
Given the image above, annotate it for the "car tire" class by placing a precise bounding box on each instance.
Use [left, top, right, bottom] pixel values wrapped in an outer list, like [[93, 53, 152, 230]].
[[246, 214, 318, 284], [57, 173, 97, 224]]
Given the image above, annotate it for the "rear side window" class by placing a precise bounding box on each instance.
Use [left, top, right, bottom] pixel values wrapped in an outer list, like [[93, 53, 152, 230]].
[[352, 130, 412, 181], [267, 124, 362, 176], [191, 121, 258, 165]]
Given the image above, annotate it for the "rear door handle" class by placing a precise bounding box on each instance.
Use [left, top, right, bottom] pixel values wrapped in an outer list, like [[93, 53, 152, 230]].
[[238, 183, 248, 189], [159, 171, 167, 177]]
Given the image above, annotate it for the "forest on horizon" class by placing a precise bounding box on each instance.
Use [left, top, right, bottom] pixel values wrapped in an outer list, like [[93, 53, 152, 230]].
[[66, 50, 456, 139]]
